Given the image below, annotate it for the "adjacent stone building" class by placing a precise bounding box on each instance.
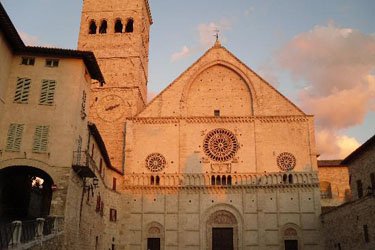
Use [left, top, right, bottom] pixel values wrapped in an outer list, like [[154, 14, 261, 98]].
[[317, 160, 350, 210], [321, 135, 375, 250], [0, 2, 105, 248]]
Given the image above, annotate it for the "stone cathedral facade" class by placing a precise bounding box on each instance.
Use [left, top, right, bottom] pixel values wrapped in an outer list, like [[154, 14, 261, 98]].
[[73, 0, 323, 249], [0, 0, 323, 249]]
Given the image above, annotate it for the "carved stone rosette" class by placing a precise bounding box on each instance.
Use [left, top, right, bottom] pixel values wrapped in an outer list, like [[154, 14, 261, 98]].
[[203, 128, 239, 162], [277, 152, 296, 171], [145, 153, 166, 172]]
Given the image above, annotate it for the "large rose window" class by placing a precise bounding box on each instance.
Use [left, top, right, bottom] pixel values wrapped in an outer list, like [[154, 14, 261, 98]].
[[203, 128, 239, 162]]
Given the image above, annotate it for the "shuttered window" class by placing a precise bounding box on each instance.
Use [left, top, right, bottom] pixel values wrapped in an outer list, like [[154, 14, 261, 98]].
[[5, 124, 24, 152], [39, 80, 56, 105], [32, 126, 49, 152], [14, 78, 31, 103]]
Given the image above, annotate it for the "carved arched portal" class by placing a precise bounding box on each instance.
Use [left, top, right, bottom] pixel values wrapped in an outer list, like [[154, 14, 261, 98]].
[[207, 210, 238, 250], [144, 222, 164, 250]]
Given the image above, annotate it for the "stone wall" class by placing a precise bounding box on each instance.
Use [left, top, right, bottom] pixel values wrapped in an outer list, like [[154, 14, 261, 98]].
[[64, 130, 125, 250], [322, 195, 375, 250], [120, 186, 322, 250], [321, 136, 375, 250], [0, 31, 13, 115], [28, 234, 64, 250], [348, 141, 375, 200]]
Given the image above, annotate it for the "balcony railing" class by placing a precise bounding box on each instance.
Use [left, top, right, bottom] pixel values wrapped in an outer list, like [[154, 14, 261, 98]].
[[72, 151, 97, 178], [0, 217, 63, 249], [124, 171, 319, 188]]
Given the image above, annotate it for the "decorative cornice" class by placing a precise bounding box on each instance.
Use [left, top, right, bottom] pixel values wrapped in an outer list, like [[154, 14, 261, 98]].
[[127, 115, 310, 124], [257, 116, 309, 123], [129, 117, 180, 124], [123, 184, 319, 193]]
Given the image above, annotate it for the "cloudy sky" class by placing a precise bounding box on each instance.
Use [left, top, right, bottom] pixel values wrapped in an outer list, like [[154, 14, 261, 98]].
[[2, 0, 374, 160]]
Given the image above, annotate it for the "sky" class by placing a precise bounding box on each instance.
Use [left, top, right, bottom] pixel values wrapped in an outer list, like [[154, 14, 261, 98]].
[[1, 0, 374, 160]]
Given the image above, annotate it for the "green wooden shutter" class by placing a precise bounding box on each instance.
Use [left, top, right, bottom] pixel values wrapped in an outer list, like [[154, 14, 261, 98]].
[[40, 80, 56, 105], [33, 125, 49, 152], [6, 124, 24, 151], [14, 78, 31, 103]]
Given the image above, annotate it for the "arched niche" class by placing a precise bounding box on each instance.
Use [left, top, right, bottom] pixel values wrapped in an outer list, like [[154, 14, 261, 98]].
[[125, 18, 134, 33], [181, 61, 255, 117], [99, 19, 107, 34], [114, 19, 123, 33], [89, 20, 97, 34]]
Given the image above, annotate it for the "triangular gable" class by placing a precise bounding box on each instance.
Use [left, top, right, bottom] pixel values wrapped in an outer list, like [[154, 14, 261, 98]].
[[137, 43, 305, 118]]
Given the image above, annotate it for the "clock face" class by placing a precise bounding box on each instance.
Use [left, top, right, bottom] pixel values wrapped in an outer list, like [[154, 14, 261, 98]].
[[97, 95, 125, 122]]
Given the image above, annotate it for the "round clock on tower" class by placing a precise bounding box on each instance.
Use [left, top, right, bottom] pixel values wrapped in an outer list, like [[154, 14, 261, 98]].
[[96, 95, 126, 122]]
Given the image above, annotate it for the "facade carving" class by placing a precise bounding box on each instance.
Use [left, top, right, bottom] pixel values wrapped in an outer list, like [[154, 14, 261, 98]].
[[208, 210, 237, 225]]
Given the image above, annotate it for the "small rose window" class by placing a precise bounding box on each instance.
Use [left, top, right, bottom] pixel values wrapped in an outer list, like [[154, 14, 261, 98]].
[[145, 153, 166, 172], [277, 152, 296, 171]]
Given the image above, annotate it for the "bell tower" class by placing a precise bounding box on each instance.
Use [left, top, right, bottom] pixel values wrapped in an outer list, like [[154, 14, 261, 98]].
[[78, 0, 152, 170]]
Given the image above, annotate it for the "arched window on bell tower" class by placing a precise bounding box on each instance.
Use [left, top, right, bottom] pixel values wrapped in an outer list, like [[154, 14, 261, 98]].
[[99, 20, 107, 34], [125, 18, 134, 33], [114, 19, 123, 33], [89, 20, 97, 34]]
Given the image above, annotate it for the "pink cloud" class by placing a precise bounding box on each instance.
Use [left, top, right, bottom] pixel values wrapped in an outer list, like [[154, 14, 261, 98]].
[[300, 85, 373, 129], [197, 19, 232, 48], [170, 19, 233, 63], [171, 46, 191, 62], [278, 24, 375, 96], [316, 130, 360, 160], [276, 23, 375, 158]]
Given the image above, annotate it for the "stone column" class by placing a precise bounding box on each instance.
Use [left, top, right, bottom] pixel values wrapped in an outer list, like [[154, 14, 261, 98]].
[[10, 220, 22, 247], [36, 218, 45, 239]]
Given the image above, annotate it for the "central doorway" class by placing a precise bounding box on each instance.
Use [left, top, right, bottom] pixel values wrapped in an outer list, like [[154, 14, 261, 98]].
[[285, 240, 298, 250], [212, 228, 234, 250], [147, 238, 160, 250]]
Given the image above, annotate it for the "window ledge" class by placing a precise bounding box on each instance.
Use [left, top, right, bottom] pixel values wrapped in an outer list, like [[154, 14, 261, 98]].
[[38, 103, 55, 107], [4, 149, 21, 153], [32, 151, 50, 155]]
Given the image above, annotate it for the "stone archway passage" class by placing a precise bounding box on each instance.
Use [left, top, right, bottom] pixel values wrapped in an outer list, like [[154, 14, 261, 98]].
[[0, 166, 53, 223]]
